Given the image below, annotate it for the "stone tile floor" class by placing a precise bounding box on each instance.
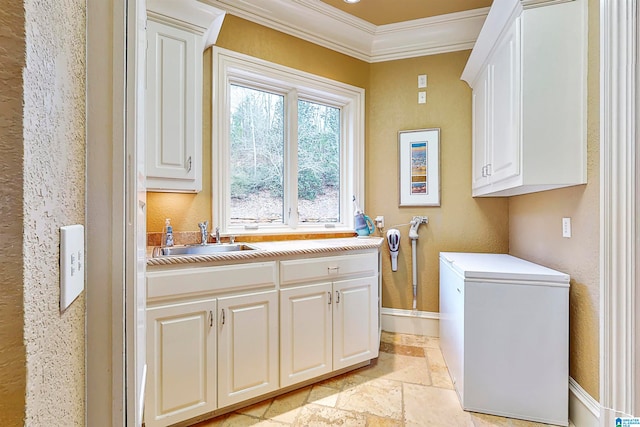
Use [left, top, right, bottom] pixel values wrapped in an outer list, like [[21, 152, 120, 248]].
[[192, 332, 570, 427]]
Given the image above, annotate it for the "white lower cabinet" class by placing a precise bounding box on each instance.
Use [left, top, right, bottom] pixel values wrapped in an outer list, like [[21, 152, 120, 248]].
[[217, 290, 279, 407], [145, 299, 217, 427], [280, 253, 379, 388], [280, 282, 333, 387], [332, 277, 378, 370], [145, 251, 380, 426]]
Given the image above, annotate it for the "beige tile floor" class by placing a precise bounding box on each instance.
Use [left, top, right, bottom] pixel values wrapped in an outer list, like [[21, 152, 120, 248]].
[[192, 332, 570, 427]]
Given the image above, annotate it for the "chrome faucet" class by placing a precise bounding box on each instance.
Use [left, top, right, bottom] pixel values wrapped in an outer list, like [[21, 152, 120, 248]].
[[215, 226, 221, 244], [198, 221, 208, 245]]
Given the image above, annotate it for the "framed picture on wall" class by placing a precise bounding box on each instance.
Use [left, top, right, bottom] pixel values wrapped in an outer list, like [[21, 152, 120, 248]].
[[398, 128, 440, 207]]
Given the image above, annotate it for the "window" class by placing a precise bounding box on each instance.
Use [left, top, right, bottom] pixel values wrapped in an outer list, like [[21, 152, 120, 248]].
[[213, 48, 365, 234]]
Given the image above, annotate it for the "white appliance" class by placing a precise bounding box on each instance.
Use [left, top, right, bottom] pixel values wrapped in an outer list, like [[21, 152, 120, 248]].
[[439, 252, 569, 426]]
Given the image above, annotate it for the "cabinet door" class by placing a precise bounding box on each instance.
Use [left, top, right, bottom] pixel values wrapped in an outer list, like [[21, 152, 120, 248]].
[[488, 19, 521, 185], [471, 67, 491, 192], [280, 283, 333, 387], [146, 20, 202, 192], [217, 290, 279, 407], [145, 299, 216, 427], [333, 276, 379, 370]]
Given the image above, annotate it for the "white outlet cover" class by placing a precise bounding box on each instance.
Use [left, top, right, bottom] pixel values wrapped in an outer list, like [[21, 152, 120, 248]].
[[418, 91, 426, 104], [60, 224, 85, 311], [562, 217, 572, 238]]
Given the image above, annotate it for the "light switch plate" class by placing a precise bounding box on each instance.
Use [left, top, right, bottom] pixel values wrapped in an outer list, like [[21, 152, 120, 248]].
[[60, 224, 85, 311], [418, 74, 427, 88], [418, 91, 426, 104]]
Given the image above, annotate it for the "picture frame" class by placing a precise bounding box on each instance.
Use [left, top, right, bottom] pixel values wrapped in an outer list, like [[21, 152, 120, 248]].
[[398, 128, 440, 207]]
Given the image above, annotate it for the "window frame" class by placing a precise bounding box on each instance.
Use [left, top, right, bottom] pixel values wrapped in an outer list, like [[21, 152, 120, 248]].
[[212, 47, 365, 235]]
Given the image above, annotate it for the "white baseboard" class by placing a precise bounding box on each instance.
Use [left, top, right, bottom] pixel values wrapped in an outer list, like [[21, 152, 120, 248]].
[[380, 307, 439, 337], [569, 377, 600, 427]]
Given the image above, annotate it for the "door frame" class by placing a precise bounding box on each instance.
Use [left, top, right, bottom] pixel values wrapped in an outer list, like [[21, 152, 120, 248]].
[[86, 0, 145, 425]]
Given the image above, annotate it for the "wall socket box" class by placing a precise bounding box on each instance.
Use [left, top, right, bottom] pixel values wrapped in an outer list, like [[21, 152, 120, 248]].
[[60, 224, 85, 311]]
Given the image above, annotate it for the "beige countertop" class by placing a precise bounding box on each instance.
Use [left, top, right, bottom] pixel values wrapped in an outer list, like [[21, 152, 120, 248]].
[[147, 236, 384, 267]]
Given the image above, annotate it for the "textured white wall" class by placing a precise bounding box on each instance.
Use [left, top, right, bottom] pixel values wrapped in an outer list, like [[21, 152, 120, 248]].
[[0, 3, 27, 426], [23, 0, 86, 424]]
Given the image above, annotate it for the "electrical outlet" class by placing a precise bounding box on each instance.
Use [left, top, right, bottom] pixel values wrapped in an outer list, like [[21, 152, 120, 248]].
[[375, 216, 384, 229], [418, 91, 426, 104], [562, 217, 571, 238]]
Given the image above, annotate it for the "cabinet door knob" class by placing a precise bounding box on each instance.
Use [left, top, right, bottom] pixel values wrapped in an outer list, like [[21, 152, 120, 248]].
[[221, 308, 226, 325], [187, 156, 192, 172], [335, 290, 340, 304], [209, 310, 214, 327], [328, 291, 332, 305]]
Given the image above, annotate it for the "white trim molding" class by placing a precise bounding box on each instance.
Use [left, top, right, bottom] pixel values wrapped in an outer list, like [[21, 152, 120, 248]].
[[570, 377, 601, 427], [86, 0, 128, 424], [380, 308, 439, 337], [201, 0, 488, 62], [147, 0, 226, 49], [600, 0, 638, 425]]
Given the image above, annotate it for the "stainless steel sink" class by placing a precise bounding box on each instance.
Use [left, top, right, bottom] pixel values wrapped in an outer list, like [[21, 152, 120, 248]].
[[153, 243, 258, 257]]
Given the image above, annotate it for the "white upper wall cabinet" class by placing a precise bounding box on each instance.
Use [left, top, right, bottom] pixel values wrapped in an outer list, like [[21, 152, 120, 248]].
[[146, 19, 202, 192], [461, 0, 587, 197], [145, 3, 225, 192]]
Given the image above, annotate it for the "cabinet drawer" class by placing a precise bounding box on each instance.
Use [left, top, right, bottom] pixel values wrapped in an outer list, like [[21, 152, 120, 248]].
[[147, 262, 277, 301], [280, 253, 378, 286]]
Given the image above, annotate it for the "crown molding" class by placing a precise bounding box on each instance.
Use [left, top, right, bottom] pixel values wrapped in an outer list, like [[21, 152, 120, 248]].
[[200, 0, 488, 62], [147, 0, 226, 48], [371, 8, 489, 62]]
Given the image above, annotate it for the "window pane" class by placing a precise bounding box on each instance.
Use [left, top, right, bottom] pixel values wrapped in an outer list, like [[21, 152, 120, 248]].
[[297, 100, 340, 223], [229, 85, 284, 224]]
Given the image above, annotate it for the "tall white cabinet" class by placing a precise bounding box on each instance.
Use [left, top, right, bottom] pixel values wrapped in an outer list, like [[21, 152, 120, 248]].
[[462, 0, 587, 197], [146, 19, 202, 192], [145, 2, 225, 192], [439, 252, 570, 426]]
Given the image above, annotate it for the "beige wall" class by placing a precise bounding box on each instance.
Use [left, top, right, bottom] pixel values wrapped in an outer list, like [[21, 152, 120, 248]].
[[368, 53, 509, 311], [0, 4, 27, 426], [146, 19, 510, 313], [21, 0, 87, 424], [508, 0, 599, 400]]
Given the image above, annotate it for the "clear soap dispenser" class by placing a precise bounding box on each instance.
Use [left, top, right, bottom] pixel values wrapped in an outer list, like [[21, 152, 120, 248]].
[[163, 218, 174, 247]]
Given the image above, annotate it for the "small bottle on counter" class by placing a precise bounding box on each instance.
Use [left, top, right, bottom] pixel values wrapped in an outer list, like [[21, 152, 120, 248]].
[[163, 218, 174, 247]]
